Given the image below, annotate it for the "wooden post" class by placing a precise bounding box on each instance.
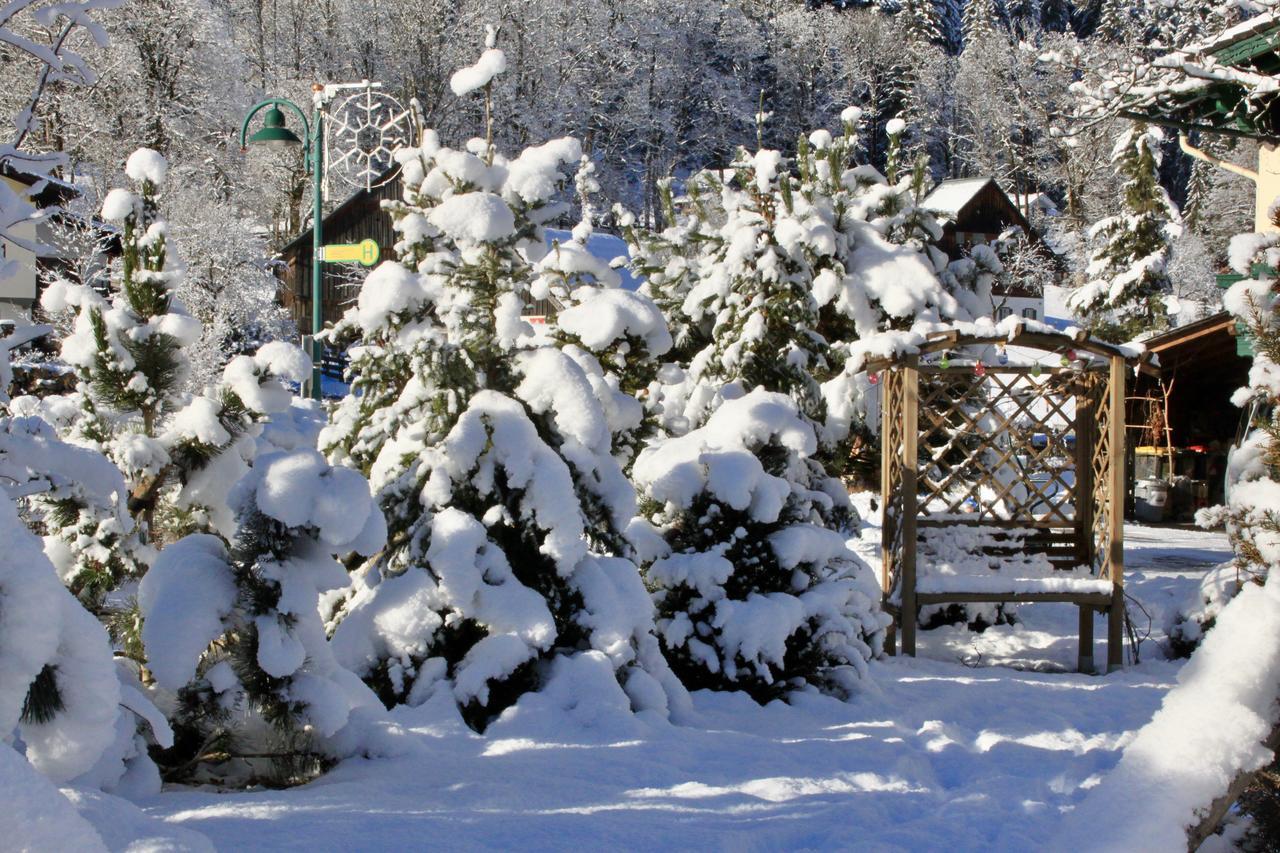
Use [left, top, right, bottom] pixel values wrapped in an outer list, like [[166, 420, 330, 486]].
[[881, 370, 894, 598], [1074, 375, 1095, 569], [901, 356, 920, 657], [881, 369, 896, 657], [1078, 605, 1095, 674], [1107, 356, 1127, 672]]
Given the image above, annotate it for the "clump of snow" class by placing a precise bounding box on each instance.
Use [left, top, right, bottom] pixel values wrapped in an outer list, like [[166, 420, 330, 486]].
[[100, 188, 137, 222], [427, 192, 515, 245], [138, 535, 237, 690], [124, 147, 167, 185], [557, 288, 672, 355], [450, 46, 506, 97]]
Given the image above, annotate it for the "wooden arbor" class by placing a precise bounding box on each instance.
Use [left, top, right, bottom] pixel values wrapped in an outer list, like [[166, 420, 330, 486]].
[[872, 325, 1155, 673]]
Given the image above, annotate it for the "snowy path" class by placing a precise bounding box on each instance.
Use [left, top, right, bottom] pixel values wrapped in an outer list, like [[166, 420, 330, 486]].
[[125, 524, 1230, 852]]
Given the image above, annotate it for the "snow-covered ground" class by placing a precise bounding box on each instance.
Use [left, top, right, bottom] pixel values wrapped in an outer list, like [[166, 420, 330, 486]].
[[70, 518, 1232, 852]]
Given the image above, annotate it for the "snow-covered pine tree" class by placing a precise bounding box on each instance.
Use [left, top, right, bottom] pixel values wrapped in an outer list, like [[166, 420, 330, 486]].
[[138, 449, 386, 783], [632, 389, 889, 702], [39, 149, 313, 596], [632, 111, 967, 487], [1067, 123, 1180, 342], [627, 114, 965, 702], [1198, 230, 1280, 588], [324, 32, 687, 730], [962, 0, 999, 47], [900, 0, 946, 48]]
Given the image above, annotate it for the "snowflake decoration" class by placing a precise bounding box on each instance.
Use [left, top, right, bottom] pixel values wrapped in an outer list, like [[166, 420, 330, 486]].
[[325, 88, 414, 193]]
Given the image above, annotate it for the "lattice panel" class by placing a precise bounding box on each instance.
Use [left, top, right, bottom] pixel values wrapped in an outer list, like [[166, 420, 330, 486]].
[[880, 368, 906, 597], [1085, 373, 1115, 580], [915, 368, 1081, 525]]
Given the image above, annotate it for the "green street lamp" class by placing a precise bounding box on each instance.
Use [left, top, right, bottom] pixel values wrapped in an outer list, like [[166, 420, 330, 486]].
[[239, 91, 325, 400]]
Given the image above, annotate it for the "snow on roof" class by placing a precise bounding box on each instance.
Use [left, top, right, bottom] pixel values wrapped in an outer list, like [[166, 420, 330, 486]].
[[1010, 192, 1058, 215], [921, 177, 994, 218], [1184, 10, 1280, 59]]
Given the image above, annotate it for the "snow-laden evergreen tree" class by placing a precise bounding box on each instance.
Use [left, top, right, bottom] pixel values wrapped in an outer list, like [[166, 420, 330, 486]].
[[962, 0, 1000, 46], [1198, 228, 1280, 590], [633, 110, 967, 477], [138, 448, 386, 783], [1067, 123, 1180, 342], [632, 389, 889, 702], [323, 33, 688, 730], [900, 0, 946, 48], [625, 113, 968, 702], [38, 149, 312, 599], [0, 405, 172, 797]]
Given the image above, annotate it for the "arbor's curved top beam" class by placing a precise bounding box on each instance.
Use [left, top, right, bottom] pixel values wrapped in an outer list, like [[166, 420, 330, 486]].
[[860, 319, 1159, 376]]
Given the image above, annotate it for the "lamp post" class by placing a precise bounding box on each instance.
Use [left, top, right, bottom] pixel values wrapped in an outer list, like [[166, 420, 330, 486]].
[[239, 90, 324, 400]]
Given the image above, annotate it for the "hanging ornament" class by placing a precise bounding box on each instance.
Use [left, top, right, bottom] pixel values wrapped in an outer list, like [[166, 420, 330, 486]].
[[974, 360, 986, 377], [939, 353, 951, 369], [1066, 348, 1077, 361], [997, 345, 1009, 366], [1031, 362, 1043, 377], [868, 372, 879, 385], [1060, 353, 1071, 367]]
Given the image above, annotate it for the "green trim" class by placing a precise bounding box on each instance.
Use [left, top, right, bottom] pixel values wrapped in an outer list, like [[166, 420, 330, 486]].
[[1215, 269, 1269, 357], [1210, 27, 1280, 67]]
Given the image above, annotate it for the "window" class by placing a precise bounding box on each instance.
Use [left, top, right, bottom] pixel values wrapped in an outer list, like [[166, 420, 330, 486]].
[[1022, 308, 1037, 320], [996, 306, 1013, 320]]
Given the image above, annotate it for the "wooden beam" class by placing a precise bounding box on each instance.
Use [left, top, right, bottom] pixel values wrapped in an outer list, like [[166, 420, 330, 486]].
[[1108, 355, 1127, 672], [901, 356, 920, 657], [915, 592, 1115, 606], [1078, 605, 1095, 674], [1146, 317, 1235, 352]]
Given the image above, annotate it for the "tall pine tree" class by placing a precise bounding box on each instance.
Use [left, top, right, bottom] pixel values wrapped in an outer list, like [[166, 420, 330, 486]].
[[1068, 123, 1180, 341]]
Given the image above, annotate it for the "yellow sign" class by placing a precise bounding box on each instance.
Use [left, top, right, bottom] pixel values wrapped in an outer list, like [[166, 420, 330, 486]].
[[320, 238, 379, 266]]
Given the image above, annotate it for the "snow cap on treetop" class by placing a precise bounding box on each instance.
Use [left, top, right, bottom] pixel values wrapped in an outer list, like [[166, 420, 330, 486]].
[[125, 148, 167, 186], [450, 28, 507, 98], [100, 188, 136, 222], [840, 106, 863, 125], [885, 117, 906, 137]]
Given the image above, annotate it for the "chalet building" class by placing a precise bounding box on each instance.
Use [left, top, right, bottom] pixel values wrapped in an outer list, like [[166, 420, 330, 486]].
[[1, 163, 113, 322], [922, 176, 1054, 323]]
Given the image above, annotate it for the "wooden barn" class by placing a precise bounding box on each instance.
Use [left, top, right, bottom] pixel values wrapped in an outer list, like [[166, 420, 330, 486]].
[[277, 167, 403, 329]]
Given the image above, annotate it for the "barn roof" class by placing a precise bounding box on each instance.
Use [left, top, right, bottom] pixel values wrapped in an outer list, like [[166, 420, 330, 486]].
[[921, 177, 993, 219]]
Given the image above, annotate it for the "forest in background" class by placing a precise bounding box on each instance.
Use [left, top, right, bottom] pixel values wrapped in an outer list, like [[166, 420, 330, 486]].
[[0, 0, 1259, 314]]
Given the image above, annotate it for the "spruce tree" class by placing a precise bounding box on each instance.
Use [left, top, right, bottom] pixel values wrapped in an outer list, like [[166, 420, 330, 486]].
[[40, 149, 313, 607], [324, 35, 687, 730], [138, 448, 386, 784], [962, 0, 1000, 47], [627, 113, 969, 703], [1068, 123, 1180, 341]]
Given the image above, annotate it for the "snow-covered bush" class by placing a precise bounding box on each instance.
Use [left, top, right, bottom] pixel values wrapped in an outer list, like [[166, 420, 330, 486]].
[[138, 449, 385, 783], [1193, 229, 1280, 605], [323, 38, 687, 730], [633, 390, 889, 702], [0, 488, 120, 782]]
